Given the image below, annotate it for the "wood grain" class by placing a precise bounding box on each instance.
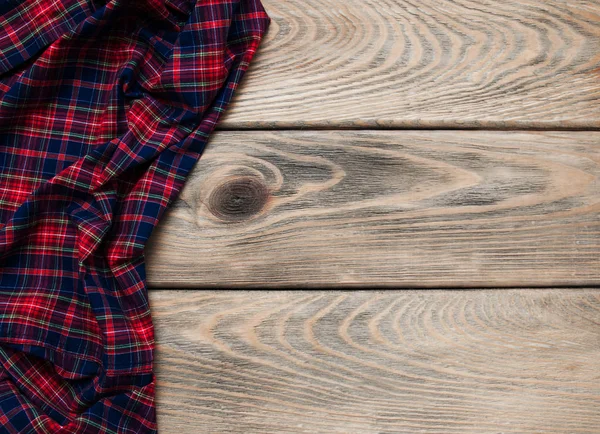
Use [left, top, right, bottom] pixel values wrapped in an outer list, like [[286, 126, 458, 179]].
[[151, 289, 600, 433], [145, 130, 600, 288], [219, 0, 600, 128]]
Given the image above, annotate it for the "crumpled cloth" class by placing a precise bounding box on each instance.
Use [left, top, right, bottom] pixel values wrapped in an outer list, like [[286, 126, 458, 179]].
[[0, 0, 269, 431]]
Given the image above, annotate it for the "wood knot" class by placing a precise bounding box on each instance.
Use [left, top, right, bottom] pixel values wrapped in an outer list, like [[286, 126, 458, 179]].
[[207, 177, 269, 222]]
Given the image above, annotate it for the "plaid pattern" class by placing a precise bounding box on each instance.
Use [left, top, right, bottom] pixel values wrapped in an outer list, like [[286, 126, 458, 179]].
[[0, 0, 269, 432]]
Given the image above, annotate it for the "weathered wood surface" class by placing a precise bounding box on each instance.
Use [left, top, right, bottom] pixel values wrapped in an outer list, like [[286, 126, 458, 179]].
[[146, 130, 600, 288], [219, 0, 600, 129], [152, 289, 600, 433]]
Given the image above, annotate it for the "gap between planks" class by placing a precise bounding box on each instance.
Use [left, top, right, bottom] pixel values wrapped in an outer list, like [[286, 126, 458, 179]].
[[215, 126, 600, 132]]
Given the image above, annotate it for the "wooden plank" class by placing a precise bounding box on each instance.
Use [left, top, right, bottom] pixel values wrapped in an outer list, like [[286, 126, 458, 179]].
[[152, 289, 600, 434], [145, 130, 600, 288], [219, 0, 600, 128]]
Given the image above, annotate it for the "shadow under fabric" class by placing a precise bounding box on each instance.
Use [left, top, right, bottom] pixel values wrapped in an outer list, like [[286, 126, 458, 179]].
[[0, 0, 269, 431]]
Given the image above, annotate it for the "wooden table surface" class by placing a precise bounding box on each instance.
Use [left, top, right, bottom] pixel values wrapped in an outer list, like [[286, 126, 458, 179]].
[[147, 0, 600, 432]]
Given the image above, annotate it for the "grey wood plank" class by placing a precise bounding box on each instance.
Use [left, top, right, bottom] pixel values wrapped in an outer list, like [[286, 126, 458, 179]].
[[219, 0, 600, 128], [146, 130, 600, 288], [152, 289, 600, 433]]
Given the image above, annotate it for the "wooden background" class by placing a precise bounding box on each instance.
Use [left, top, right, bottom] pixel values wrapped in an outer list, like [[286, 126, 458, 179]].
[[151, 290, 600, 433], [147, 0, 600, 432]]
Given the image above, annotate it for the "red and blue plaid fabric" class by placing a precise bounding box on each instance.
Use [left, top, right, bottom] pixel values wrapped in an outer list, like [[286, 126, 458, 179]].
[[0, 0, 269, 431]]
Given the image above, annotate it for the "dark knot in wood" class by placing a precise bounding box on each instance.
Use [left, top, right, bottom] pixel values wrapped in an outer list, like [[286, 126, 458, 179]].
[[207, 177, 269, 222]]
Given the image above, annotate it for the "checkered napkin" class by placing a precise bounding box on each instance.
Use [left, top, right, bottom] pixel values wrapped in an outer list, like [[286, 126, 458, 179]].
[[0, 0, 269, 431]]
